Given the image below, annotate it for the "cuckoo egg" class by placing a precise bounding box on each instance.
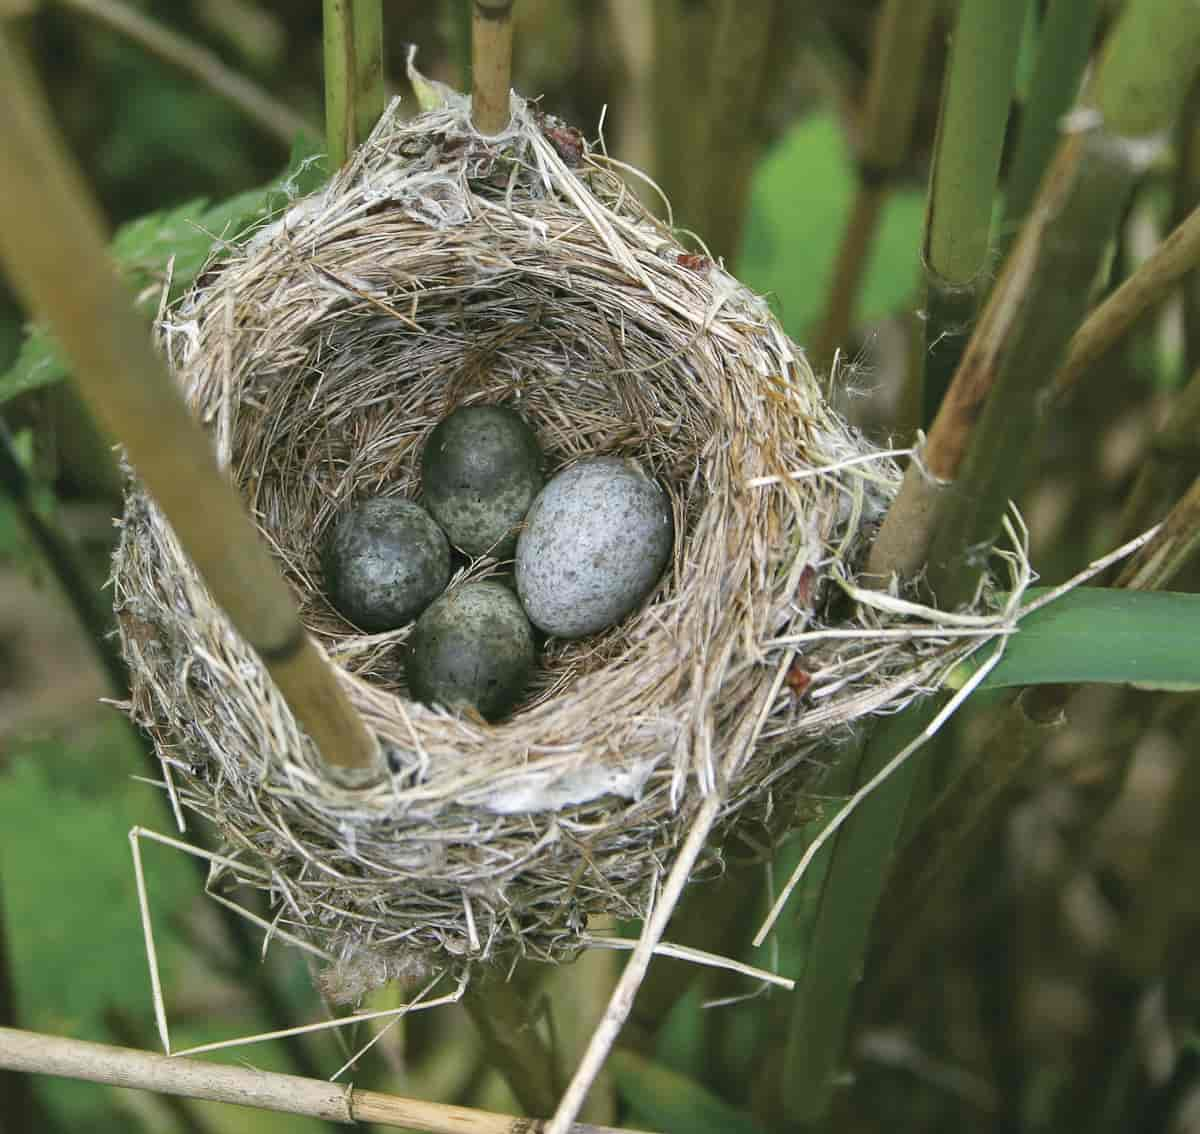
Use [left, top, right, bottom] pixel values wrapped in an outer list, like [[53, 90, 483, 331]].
[[515, 456, 673, 638], [405, 580, 537, 721], [421, 404, 543, 558], [323, 497, 451, 632]]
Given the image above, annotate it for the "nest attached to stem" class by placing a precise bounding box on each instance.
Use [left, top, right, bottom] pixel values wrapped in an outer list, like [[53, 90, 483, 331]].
[[112, 91, 979, 1001]]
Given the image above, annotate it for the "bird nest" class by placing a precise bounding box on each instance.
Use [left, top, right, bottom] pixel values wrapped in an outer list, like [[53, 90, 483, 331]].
[[112, 90, 976, 1002]]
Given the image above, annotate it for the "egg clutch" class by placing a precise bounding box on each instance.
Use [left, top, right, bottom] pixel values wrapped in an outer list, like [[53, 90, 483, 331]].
[[323, 404, 674, 722]]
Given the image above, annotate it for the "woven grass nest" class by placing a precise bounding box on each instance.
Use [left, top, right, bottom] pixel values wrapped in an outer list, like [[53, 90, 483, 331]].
[[111, 88, 961, 1001]]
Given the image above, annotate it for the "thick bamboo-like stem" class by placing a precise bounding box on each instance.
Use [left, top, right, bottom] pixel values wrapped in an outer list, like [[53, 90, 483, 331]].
[[0, 30, 380, 778], [323, 0, 386, 167], [690, 0, 775, 263], [471, 1, 514, 136], [1054, 203, 1200, 397], [811, 0, 939, 367], [919, 0, 1024, 424], [463, 975, 561, 1119], [0, 1027, 637, 1134], [1000, 0, 1100, 250], [61, 0, 316, 145], [869, 0, 1200, 601]]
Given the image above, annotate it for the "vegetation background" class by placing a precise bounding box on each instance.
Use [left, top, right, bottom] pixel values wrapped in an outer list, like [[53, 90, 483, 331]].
[[2, 1, 1199, 1132]]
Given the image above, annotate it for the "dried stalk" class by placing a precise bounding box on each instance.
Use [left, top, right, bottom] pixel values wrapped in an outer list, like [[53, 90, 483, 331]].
[[811, 0, 939, 367], [1116, 475, 1200, 591], [60, 0, 315, 145], [471, 0, 514, 135], [0, 29, 381, 777], [1054, 203, 1200, 397], [0, 1027, 636, 1134], [920, 0, 1024, 423], [1119, 365, 1200, 537]]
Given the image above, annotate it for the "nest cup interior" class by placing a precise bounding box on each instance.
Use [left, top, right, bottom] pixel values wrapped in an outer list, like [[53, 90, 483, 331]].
[[116, 95, 895, 993]]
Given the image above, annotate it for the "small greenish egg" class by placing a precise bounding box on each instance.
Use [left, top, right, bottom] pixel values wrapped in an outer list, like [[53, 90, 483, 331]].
[[323, 497, 451, 632], [516, 456, 673, 638], [421, 404, 543, 558], [406, 580, 537, 721]]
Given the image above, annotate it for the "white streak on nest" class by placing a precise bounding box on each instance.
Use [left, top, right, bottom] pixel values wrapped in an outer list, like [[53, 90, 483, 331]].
[[464, 756, 660, 815]]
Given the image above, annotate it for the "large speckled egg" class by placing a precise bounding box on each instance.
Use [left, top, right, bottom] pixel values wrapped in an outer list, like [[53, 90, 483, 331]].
[[421, 404, 543, 558], [515, 457, 673, 638], [405, 581, 536, 720], [323, 497, 451, 632]]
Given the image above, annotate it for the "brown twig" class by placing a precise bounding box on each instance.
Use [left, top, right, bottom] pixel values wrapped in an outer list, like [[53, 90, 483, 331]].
[[471, 1, 514, 135], [0, 29, 380, 778], [1116, 474, 1200, 590], [59, 0, 315, 145], [0, 1027, 641, 1134], [1055, 203, 1200, 397]]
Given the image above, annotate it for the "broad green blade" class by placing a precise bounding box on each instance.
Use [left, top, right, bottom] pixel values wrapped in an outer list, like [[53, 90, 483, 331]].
[[609, 1048, 768, 1134], [954, 588, 1200, 691]]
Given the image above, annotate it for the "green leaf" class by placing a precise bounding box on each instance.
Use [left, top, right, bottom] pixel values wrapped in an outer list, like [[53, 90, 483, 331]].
[[952, 588, 1200, 691], [610, 1048, 769, 1134], [738, 112, 924, 340], [0, 137, 329, 408]]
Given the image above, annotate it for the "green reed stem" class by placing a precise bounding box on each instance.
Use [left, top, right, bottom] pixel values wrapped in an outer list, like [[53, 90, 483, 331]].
[[920, 0, 1024, 425], [323, 0, 386, 167], [1000, 0, 1099, 252]]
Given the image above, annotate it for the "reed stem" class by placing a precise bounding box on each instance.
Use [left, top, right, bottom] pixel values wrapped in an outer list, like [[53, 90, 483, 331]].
[[0, 1027, 634, 1134], [999, 0, 1099, 252], [0, 28, 380, 778], [1054, 203, 1200, 397], [470, 1, 514, 135], [870, 0, 1200, 602], [323, 0, 386, 167], [920, 0, 1024, 424], [463, 974, 561, 1119], [811, 0, 939, 368]]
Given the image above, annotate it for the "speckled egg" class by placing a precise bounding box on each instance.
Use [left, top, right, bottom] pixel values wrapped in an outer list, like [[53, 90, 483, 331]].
[[421, 404, 543, 558], [515, 457, 673, 638], [405, 581, 536, 720], [323, 497, 451, 632]]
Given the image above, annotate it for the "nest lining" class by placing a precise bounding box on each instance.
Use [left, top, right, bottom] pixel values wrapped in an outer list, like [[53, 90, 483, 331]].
[[113, 90, 969, 997]]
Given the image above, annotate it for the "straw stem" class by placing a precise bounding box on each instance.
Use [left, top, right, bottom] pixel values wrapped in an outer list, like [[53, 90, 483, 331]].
[[0, 29, 380, 778], [0, 1027, 635, 1134], [1054, 202, 1200, 397], [811, 0, 939, 367], [920, 0, 1024, 424], [471, 0, 514, 136], [323, 0, 386, 167]]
